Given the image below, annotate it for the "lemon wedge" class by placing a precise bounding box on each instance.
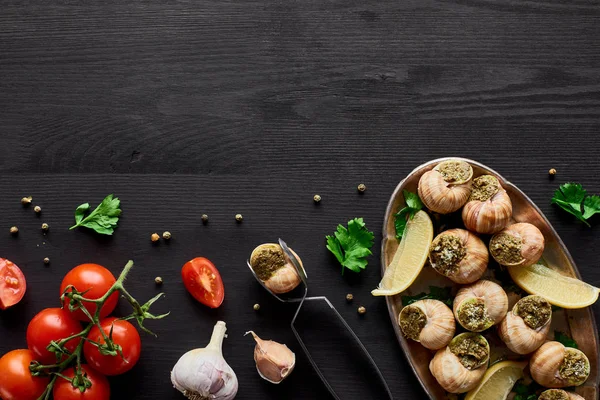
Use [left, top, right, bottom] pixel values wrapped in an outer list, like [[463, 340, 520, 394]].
[[465, 360, 527, 400], [509, 263, 600, 309], [372, 210, 433, 296]]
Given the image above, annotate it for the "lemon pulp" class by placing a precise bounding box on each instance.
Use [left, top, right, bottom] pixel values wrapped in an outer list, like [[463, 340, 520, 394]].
[[372, 210, 433, 296]]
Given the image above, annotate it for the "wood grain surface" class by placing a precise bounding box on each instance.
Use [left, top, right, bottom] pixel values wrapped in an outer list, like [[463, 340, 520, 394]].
[[0, 0, 599, 399]]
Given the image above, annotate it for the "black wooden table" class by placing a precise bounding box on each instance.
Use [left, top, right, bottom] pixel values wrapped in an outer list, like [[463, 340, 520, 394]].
[[1, 1, 599, 399]]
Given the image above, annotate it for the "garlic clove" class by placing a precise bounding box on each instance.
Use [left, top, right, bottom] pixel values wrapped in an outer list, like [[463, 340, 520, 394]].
[[246, 331, 295, 384]]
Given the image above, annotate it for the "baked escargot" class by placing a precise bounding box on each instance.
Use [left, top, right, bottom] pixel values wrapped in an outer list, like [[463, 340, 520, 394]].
[[489, 223, 544, 267], [249, 243, 301, 294], [418, 160, 473, 214], [530, 341, 590, 388], [498, 295, 552, 354], [462, 175, 513, 234], [398, 299, 455, 351], [429, 333, 489, 393], [428, 229, 488, 284]]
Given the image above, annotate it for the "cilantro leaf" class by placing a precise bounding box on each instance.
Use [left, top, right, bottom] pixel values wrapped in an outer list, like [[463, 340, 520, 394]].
[[394, 190, 424, 240], [70, 194, 122, 235], [554, 330, 578, 349], [552, 183, 600, 226], [326, 218, 374, 274], [401, 286, 453, 307]]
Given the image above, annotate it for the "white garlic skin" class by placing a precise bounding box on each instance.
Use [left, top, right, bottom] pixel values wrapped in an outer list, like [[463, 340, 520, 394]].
[[171, 321, 238, 400]]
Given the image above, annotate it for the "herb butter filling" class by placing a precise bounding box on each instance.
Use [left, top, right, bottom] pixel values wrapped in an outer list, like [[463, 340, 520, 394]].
[[436, 161, 472, 184], [490, 232, 524, 265], [457, 299, 493, 332], [469, 175, 500, 202], [513, 295, 552, 330], [449, 333, 489, 370], [399, 305, 427, 341], [539, 390, 570, 400], [429, 235, 466, 277], [251, 247, 286, 281], [559, 348, 590, 385]]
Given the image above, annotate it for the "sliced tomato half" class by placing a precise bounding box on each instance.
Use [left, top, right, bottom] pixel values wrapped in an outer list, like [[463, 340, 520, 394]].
[[0, 258, 26, 310], [181, 257, 224, 308]]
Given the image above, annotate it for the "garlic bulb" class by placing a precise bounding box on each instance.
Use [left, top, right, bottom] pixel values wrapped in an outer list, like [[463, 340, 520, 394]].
[[539, 389, 586, 400], [418, 160, 473, 214], [398, 299, 455, 350], [246, 331, 295, 384], [428, 229, 488, 284], [171, 321, 238, 400], [462, 175, 513, 234], [250, 243, 301, 294], [429, 333, 489, 393], [453, 280, 508, 332], [498, 295, 552, 354], [489, 223, 544, 267], [530, 341, 590, 388]]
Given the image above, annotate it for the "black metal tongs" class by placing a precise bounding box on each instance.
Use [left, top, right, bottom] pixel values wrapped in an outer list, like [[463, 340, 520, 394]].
[[246, 238, 393, 399]]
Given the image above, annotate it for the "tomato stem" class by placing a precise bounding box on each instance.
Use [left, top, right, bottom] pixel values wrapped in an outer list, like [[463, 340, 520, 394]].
[[32, 260, 168, 400]]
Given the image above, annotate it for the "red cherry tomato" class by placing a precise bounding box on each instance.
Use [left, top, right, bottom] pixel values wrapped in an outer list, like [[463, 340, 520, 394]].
[[0, 349, 49, 400], [52, 365, 110, 400], [60, 264, 119, 321], [83, 317, 141, 376], [181, 257, 225, 308], [26, 308, 82, 364], [0, 258, 26, 310]]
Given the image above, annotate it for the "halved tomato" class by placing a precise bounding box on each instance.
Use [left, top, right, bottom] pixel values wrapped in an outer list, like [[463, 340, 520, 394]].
[[181, 257, 224, 308], [0, 258, 26, 310]]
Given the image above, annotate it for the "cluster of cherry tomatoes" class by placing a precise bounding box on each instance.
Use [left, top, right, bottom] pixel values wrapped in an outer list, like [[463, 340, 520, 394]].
[[0, 263, 142, 400]]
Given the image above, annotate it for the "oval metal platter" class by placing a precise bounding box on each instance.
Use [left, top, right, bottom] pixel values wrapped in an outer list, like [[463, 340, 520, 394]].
[[381, 157, 599, 400]]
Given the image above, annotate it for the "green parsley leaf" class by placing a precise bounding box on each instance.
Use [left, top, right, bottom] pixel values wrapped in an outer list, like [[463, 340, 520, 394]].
[[326, 218, 374, 275], [394, 190, 424, 240], [554, 330, 578, 349], [401, 286, 453, 307], [551, 183, 600, 226], [512, 380, 542, 400], [70, 194, 122, 235]]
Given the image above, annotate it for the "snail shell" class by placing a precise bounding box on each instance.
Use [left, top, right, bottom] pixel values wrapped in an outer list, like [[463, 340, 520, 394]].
[[539, 389, 586, 400], [489, 223, 545, 267], [398, 299, 455, 350], [429, 333, 489, 393], [498, 295, 552, 354], [418, 160, 473, 214], [428, 229, 488, 284], [462, 175, 513, 234], [249, 243, 301, 294], [453, 280, 508, 332], [530, 341, 590, 388]]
